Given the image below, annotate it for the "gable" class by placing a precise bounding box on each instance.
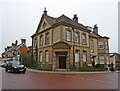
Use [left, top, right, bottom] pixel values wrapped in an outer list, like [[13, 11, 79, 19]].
[[17, 44, 29, 54], [36, 15, 56, 34], [39, 18, 51, 32]]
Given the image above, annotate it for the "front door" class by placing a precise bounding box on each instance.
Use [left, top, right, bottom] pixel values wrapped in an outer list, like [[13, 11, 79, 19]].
[[59, 55, 66, 69]]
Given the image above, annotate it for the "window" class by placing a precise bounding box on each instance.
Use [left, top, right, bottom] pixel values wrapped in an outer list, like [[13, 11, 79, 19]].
[[82, 51, 87, 62], [99, 41, 104, 49], [100, 55, 104, 64], [74, 32, 79, 42], [66, 30, 71, 41], [82, 33, 87, 44], [39, 51, 42, 63], [45, 51, 49, 63], [39, 35, 43, 46], [45, 33, 49, 44], [75, 50, 80, 63], [90, 40, 94, 53]]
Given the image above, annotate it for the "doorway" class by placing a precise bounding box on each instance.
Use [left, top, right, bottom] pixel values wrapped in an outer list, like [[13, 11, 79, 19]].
[[59, 55, 66, 69]]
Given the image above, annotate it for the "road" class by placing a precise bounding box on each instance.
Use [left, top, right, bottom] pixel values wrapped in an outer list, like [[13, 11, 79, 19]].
[[1, 67, 119, 89]]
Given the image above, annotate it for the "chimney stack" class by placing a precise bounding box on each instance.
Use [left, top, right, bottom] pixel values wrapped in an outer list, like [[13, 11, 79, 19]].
[[5, 48, 7, 51], [73, 14, 78, 23], [12, 43, 15, 47], [21, 39, 26, 44], [93, 24, 98, 34], [15, 40, 18, 45]]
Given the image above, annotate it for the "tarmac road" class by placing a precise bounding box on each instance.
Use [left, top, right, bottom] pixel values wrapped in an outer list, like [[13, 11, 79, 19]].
[[1, 67, 119, 89]]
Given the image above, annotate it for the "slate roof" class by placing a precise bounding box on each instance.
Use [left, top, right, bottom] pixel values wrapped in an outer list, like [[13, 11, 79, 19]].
[[55, 14, 87, 29], [32, 13, 109, 39], [43, 14, 90, 32], [44, 15, 57, 25]]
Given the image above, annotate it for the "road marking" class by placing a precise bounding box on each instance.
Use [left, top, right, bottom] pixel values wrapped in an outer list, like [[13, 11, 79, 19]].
[[78, 77, 85, 80], [86, 78, 93, 81], [95, 80, 105, 83], [66, 76, 70, 77], [106, 82, 113, 84], [59, 75, 113, 84], [72, 76, 77, 78]]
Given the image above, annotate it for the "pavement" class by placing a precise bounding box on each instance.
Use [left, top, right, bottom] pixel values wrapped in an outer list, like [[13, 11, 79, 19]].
[[26, 68, 119, 74]]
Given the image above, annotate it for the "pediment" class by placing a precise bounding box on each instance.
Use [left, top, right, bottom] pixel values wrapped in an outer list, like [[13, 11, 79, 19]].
[[53, 42, 70, 49], [38, 18, 51, 33], [36, 15, 53, 34]]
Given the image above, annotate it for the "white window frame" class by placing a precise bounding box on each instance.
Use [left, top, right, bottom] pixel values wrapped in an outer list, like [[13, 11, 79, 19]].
[[100, 55, 104, 64], [45, 51, 49, 63], [82, 33, 86, 44], [74, 32, 79, 42], [66, 30, 71, 41], [40, 51, 42, 63], [75, 50, 80, 63], [99, 41, 104, 49], [90, 40, 94, 53], [82, 51, 87, 62]]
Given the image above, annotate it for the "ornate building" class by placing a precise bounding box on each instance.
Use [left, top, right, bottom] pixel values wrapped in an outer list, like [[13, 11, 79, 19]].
[[31, 9, 109, 70]]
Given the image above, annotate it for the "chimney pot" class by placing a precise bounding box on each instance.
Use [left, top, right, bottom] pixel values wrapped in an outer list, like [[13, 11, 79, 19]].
[[15, 40, 18, 45], [21, 39, 26, 44], [93, 24, 98, 34], [12, 43, 15, 47]]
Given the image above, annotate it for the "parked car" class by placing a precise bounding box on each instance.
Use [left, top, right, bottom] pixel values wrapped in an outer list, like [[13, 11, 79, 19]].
[[0, 62, 7, 68], [5, 59, 26, 73]]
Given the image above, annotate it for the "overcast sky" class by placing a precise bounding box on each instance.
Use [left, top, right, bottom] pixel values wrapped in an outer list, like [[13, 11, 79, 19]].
[[0, 0, 119, 55]]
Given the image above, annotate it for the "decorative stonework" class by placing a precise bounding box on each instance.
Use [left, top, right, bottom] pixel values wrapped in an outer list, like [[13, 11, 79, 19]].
[[53, 42, 70, 49]]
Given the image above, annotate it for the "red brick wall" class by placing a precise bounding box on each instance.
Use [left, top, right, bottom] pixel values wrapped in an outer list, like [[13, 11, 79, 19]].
[[17, 44, 28, 54]]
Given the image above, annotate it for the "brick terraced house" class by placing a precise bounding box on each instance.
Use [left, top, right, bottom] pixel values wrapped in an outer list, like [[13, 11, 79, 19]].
[[31, 9, 110, 70], [2, 39, 28, 58]]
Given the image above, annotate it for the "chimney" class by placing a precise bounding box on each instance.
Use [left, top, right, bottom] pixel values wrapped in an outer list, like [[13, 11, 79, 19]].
[[21, 39, 26, 44], [12, 43, 15, 47], [43, 7, 47, 15], [93, 24, 98, 34], [5, 48, 7, 51], [15, 40, 18, 45], [73, 14, 78, 23]]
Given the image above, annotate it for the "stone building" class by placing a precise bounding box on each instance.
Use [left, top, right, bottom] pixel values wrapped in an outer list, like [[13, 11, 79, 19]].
[[110, 53, 120, 69], [31, 9, 109, 70]]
